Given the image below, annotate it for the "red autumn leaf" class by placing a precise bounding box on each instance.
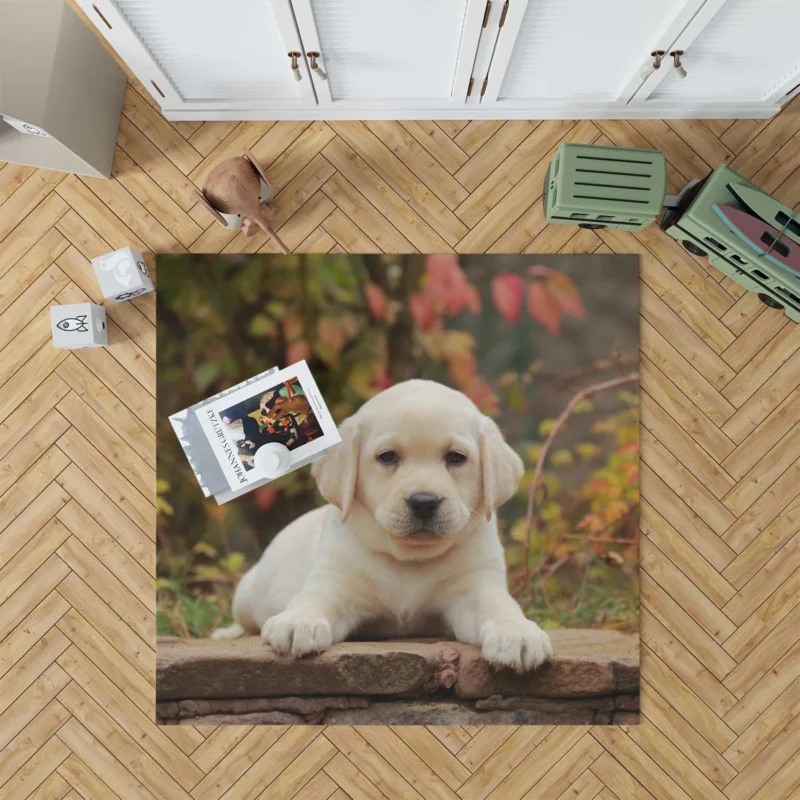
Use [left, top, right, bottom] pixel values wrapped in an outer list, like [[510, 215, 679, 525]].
[[254, 486, 279, 511], [424, 254, 481, 316], [491, 273, 524, 323], [527, 281, 561, 334], [364, 282, 389, 320], [425, 254, 461, 280], [376, 372, 394, 391], [410, 292, 439, 332], [285, 339, 310, 364]]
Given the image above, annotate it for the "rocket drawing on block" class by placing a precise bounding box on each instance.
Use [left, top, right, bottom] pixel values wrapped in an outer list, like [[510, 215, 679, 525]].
[[56, 315, 89, 333], [50, 303, 108, 349]]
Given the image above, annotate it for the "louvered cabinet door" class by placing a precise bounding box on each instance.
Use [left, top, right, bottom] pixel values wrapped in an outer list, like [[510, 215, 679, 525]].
[[479, 0, 706, 111], [632, 0, 800, 110], [289, 0, 487, 108], [75, 0, 316, 113]]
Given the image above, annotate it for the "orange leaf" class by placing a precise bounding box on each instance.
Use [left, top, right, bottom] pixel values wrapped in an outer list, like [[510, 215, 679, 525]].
[[285, 339, 310, 364], [447, 350, 478, 386], [529, 266, 584, 321], [527, 281, 561, 334], [491, 273, 524, 323], [464, 377, 501, 414], [317, 317, 346, 352], [466, 284, 481, 314], [338, 312, 360, 339], [546, 271, 585, 319], [364, 282, 389, 320], [283, 313, 304, 341]]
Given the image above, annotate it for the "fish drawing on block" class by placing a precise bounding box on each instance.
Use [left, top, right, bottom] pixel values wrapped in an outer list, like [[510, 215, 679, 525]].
[[57, 315, 89, 333], [713, 204, 800, 276]]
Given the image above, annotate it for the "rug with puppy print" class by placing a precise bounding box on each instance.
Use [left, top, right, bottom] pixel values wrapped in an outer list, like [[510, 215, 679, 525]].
[[155, 253, 640, 726]]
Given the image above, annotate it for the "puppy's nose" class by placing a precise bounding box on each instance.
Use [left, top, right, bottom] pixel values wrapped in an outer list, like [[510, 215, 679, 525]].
[[406, 492, 442, 519]]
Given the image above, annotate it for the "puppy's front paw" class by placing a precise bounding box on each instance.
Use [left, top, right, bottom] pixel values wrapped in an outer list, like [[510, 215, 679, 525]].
[[261, 611, 333, 658], [481, 619, 552, 672]]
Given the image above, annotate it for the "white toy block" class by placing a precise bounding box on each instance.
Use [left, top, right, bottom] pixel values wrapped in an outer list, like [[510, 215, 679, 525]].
[[50, 303, 108, 349], [91, 246, 154, 302]]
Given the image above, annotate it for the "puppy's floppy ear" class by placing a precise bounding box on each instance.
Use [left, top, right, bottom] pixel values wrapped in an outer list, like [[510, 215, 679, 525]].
[[311, 417, 360, 521], [479, 416, 524, 521]]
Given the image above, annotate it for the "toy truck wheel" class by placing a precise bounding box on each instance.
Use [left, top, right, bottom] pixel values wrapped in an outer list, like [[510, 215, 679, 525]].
[[682, 240, 707, 257], [758, 293, 784, 310], [578, 223, 606, 229]]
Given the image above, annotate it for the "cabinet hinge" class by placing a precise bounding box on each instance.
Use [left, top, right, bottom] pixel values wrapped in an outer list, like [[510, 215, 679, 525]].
[[499, 0, 509, 27], [482, 0, 491, 27], [480, 77, 488, 97], [467, 77, 474, 97]]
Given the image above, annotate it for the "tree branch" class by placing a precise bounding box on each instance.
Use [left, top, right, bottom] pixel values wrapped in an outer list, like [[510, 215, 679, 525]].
[[541, 353, 638, 398], [519, 371, 639, 593]]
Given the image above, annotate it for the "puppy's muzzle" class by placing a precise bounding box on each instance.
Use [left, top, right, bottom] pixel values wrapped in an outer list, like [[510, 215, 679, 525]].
[[406, 492, 442, 520]]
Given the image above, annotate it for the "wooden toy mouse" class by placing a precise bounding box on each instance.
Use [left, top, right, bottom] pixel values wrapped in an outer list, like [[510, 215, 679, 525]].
[[197, 149, 289, 254]]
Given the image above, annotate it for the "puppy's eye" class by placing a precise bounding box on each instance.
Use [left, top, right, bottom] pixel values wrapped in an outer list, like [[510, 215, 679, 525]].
[[445, 451, 467, 466], [377, 450, 399, 465]]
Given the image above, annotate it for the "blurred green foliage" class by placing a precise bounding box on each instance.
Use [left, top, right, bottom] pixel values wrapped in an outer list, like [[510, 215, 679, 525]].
[[157, 254, 639, 636]]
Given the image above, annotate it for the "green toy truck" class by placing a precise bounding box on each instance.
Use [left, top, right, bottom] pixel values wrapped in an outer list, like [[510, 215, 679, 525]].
[[544, 143, 800, 322], [543, 143, 667, 231], [659, 165, 800, 322]]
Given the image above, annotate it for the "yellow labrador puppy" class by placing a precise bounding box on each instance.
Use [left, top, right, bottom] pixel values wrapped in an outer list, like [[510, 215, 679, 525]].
[[214, 380, 552, 672]]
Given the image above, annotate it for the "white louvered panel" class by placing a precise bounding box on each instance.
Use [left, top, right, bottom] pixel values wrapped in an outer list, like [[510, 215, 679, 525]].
[[309, 0, 468, 101], [498, 0, 681, 101], [650, 0, 800, 101], [113, 0, 296, 101]]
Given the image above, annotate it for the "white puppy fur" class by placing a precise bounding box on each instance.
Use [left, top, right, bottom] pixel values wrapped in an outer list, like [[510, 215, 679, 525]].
[[214, 379, 552, 672]]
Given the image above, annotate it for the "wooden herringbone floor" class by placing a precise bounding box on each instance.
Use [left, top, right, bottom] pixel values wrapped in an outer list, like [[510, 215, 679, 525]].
[[2, 73, 800, 798]]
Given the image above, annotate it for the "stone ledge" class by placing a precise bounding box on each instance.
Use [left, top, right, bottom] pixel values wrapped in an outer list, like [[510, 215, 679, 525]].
[[157, 629, 638, 726], [157, 696, 640, 726]]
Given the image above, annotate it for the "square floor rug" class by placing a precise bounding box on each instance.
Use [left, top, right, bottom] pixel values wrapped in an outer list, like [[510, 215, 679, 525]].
[[155, 253, 639, 726]]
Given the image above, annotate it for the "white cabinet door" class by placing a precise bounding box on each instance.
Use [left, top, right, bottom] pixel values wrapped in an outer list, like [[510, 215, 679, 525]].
[[632, 0, 800, 110], [75, 0, 316, 112], [479, 0, 706, 112], [289, 0, 486, 108]]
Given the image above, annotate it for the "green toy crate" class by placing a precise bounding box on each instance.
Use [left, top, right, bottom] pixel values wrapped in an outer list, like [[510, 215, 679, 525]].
[[660, 164, 800, 322], [544, 143, 667, 231]]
